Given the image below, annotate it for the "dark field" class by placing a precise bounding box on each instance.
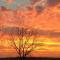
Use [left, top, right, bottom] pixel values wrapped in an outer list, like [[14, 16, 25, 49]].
[[0, 57, 60, 60]]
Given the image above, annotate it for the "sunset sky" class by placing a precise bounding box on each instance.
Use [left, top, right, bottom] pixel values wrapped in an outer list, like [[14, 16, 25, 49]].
[[0, 0, 60, 58]]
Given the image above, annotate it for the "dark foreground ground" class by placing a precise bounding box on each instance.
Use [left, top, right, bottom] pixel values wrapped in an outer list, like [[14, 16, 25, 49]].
[[0, 57, 60, 60]]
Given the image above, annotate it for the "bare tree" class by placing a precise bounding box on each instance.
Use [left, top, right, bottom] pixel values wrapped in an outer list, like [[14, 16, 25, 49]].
[[1, 26, 50, 58], [9, 28, 37, 57], [0, 27, 48, 58]]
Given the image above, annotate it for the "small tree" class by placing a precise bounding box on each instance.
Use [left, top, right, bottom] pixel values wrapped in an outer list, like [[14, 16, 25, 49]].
[[9, 28, 37, 57], [2, 27, 45, 58]]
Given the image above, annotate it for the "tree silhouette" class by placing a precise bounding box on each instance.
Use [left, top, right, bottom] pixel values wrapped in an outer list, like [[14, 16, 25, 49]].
[[0, 27, 49, 57], [8, 27, 37, 57]]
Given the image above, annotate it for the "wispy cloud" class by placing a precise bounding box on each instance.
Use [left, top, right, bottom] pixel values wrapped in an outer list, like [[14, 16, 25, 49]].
[[0, 0, 30, 10], [47, 0, 60, 6], [0, 27, 60, 37]]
